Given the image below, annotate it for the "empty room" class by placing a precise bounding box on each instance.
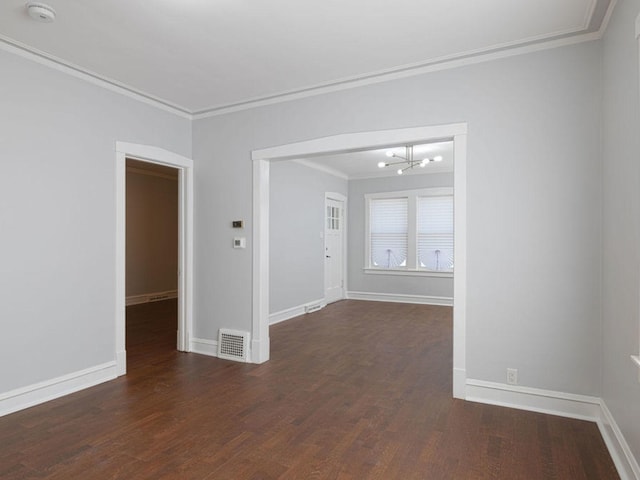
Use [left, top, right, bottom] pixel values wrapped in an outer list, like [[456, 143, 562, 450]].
[[1, 0, 640, 478]]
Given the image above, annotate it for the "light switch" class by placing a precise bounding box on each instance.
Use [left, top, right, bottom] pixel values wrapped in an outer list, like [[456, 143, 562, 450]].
[[233, 237, 246, 249]]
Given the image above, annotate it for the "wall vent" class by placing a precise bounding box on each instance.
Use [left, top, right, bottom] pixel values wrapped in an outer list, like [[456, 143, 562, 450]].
[[305, 302, 323, 314], [217, 329, 250, 362]]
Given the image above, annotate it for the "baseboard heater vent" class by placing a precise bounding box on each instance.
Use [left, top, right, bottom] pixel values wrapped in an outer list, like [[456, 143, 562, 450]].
[[305, 303, 323, 314], [218, 329, 250, 362]]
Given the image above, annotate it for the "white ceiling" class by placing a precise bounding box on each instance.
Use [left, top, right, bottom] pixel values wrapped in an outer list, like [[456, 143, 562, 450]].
[[300, 141, 454, 179], [0, 0, 612, 115]]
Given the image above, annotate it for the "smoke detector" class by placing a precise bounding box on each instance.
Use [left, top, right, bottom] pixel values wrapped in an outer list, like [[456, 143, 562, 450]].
[[26, 2, 56, 23]]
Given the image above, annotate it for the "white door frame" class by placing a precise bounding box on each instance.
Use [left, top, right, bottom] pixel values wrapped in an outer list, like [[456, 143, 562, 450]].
[[324, 192, 347, 304], [251, 124, 468, 399], [115, 142, 194, 376]]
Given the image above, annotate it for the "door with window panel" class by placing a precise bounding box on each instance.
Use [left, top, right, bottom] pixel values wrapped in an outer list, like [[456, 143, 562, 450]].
[[325, 198, 344, 304]]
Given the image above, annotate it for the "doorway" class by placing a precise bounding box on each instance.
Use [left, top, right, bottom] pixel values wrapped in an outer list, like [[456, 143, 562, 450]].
[[125, 160, 179, 358], [115, 142, 194, 376], [324, 193, 346, 304], [251, 124, 467, 400]]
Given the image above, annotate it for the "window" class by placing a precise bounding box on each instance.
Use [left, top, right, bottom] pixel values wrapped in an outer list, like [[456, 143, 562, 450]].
[[370, 197, 408, 268], [326, 205, 340, 231], [417, 196, 454, 271], [365, 188, 453, 275]]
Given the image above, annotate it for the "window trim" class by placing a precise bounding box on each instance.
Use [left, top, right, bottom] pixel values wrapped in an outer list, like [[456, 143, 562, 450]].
[[364, 187, 453, 276]]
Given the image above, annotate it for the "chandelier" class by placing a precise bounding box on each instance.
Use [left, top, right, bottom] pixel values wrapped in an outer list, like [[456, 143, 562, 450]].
[[377, 145, 443, 175]]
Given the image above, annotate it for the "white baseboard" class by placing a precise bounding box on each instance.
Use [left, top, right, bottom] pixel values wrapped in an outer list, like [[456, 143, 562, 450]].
[[465, 379, 601, 421], [251, 337, 270, 364], [598, 400, 640, 480], [126, 289, 178, 306], [191, 336, 271, 364], [453, 367, 466, 399], [269, 298, 325, 325], [0, 362, 117, 417], [116, 349, 126, 376], [346, 291, 453, 306], [466, 379, 640, 480], [190, 337, 219, 357]]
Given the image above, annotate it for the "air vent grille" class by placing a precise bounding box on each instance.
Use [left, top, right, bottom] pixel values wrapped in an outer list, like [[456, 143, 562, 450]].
[[217, 329, 250, 362]]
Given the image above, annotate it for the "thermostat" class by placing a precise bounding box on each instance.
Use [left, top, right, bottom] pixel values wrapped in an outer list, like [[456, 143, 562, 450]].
[[233, 237, 246, 249]]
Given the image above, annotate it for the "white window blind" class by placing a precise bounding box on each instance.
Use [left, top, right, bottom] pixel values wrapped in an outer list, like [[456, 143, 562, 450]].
[[418, 196, 454, 271], [370, 198, 408, 268]]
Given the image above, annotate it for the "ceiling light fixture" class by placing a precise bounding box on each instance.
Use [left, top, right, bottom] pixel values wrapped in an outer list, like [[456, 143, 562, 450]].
[[377, 146, 443, 175], [26, 2, 56, 23]]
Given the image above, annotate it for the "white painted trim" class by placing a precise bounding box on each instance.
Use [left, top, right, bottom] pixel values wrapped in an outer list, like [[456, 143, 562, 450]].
[[599, 400, 640, 480], [0, 5, 609, 120], [295, 159, 349, 180], [126, 289, 178, 306], [190, 338, 219, 358], [599, 0, 617, 37], [0, 35, 191, 119], [583, 0, 599, 31], [0, 362, 117, 417], [365, 187, 453, 199], [466, 379, 640, 480], [252, 123, 468, 399], [115, 150, 127, 377], [364, 268, 453, 278], [346, 291, 453, 307], [253, 125, 467, 162], [453, 368, 467, 399], [194, 33, 601, 119], [452, 134, 467, 400], [364, 187, 454, 272], [269, 299, 326, 325], [466, 379, 602, 421], [636, 12, 640, 39], [115, 142, 195, 375], [252, 159, 270, 364], [325, 192, 348, 304], [347, 168, 454, 181]]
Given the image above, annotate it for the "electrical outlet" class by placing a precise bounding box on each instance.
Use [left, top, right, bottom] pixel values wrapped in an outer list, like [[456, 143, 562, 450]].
[[506, 368, 518, 385]]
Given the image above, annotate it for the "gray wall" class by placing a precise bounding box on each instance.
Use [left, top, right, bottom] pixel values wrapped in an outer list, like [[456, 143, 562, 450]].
[[601, 0, 640, 463], [126, 170, 178, 297], [348, 173, 454, 298], [270, 161, 348, 313], [193, 40, 603, 396], [0, 48, 191, 393]]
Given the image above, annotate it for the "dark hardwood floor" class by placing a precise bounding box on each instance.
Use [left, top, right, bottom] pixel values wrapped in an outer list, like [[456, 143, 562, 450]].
[[0, 300, 618, 479]]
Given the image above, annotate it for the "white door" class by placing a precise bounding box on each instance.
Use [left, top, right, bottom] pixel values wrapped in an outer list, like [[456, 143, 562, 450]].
[[325, 196, 345, 304]]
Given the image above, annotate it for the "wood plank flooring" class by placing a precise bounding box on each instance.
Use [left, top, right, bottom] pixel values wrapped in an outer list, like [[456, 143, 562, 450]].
[[0, 300, 619, 479]]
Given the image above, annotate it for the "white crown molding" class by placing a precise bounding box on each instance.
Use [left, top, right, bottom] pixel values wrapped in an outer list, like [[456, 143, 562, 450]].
[[2, 1, 613, 122], [600, 0, 618, 37], [347, 167, 454, 180], [193, 31, 602, 119], [0, 34, 192, 119], [294, 159, 348, 180]]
